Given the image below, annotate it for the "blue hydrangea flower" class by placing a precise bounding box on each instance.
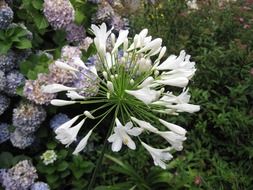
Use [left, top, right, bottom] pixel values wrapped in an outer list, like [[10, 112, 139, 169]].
[[72, 68, 99, 98], [12, 102, 46, 133], [65, 22, 86, 43], [30, 182, 50, 190], [0, 70, 6, 91], [0, 51, 16, 73], [43, 0, 75, 29], [0, 94, 10, 115], [50, 113, 70, 131], [1, 160, 38, 190], [23, 74, 57, 105], [4, 70, 25, 96], [0, 169, 7, 184], [10, 129, 35, 149], [0, 5, 13, 29], [0, 123, 10, 143]]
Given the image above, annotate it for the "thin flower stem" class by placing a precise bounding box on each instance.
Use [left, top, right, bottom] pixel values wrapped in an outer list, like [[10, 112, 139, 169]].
[[80, 99, 109, 104], [88, 105, 119, 190]]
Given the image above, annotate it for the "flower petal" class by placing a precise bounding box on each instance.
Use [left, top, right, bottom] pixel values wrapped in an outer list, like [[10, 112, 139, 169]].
[[51, 99, 76, 106], [131, 117, 158, 133], [73, 129, 93, 155], [159, 119, 186, 136]]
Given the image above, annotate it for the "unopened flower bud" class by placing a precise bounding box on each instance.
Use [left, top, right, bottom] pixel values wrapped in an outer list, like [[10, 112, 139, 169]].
[[102, 71, 108, 80], [130, 79, 135, 85], [154, 70, 159, 77]]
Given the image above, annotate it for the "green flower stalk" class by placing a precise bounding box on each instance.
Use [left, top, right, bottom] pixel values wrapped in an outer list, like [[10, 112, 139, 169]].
[[42, 23, 200, 169]]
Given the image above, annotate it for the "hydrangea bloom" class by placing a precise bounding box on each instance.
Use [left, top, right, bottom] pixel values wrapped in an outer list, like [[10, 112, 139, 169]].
[[0, 70, 6, 91], [92, 1, 114, 24], [10, 129, 35, 149], [1, 160, 38, 190], [0, 4, 13, 29], [0, 50, 16, 73], [30, 182, 50, 190], [0, 169, 6, 184], [44, 23, 200, 169], [40, 150, 57, 165], [65, 22, 86, 43], [12, 101, 46, 133], [4, 70, 25, 96], [50, 113, 70, 131], [0, 123, 10, 143], [43, 0, 75, 29], [0, 93, 10, 115], [23, 74, 57, 105]]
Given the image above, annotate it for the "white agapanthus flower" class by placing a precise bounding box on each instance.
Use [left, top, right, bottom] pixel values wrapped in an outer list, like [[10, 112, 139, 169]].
[[43, 23, 200, 169], [108, 118, 143, 152]]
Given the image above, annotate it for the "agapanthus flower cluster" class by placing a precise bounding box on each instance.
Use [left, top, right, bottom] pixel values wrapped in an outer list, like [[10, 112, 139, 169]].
[[40, 150, 57, 165], [10, 101, 46, 149], [43, 23, 200, 169], [1, 160, 38, 190]]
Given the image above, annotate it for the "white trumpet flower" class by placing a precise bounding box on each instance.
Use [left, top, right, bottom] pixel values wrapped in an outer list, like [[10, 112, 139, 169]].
[[55, 119, 85, 147], [108, 119, 143, 152], [165, 103, 200, 113], [141, 141, 173, 169], [112, 30, 129, 53], [159, 119, 186, 136], [126, 87, 161, 104], [66, 91, 86, 100], [73, 129, 93, 155], [42, 84, 77, 93], [131, 117, 158, 133], [55, 60, 78, 72], [51, 99, 76, 106], [156, 131, 186, 151]]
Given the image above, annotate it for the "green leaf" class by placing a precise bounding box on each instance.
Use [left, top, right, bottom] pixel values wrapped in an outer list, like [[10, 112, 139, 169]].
[[57, 161, 69, 171], [0, 152, 14, 168], [34, 15, 49, 30], [12, 155, 31, 165], [15, 39, 32, 49], [75, 10, 85, 25], [47, 141, 57, 149], [60, 170, 71, 178], [46, 174, 59, 184], [0, 42, 12, 54], [27, 70, 37, 80], [32, 0, 43, 9], [72, 169, 85, 179], [58, 149, 68, 159], [16, 85, 24, 97]]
